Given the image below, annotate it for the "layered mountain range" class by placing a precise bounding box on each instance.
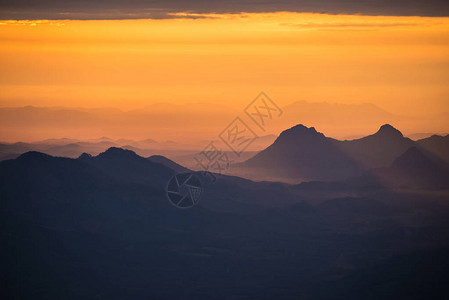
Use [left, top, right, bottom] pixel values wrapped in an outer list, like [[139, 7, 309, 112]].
[[239, 124, 449, 182], [1, 124, 449, 299]]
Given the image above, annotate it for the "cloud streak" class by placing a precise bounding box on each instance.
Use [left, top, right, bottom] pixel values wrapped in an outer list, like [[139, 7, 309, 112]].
[[280, 21, 423, 30]]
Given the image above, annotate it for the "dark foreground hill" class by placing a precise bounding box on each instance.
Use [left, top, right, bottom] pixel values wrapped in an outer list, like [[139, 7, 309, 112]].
[[1, 148, 449, 299]]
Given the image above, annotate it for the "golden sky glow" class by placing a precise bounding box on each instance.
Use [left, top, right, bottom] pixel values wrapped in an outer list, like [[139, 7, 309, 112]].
[[0, 13, 449, 142]]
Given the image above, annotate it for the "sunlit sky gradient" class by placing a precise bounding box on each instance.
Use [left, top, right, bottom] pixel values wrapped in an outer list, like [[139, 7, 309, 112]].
[[1, 12, 449, 141]]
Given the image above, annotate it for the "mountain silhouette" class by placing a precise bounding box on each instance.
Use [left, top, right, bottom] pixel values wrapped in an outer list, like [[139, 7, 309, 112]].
[[239, 124, 428, 182], [337, 124, 415, 168], [241, 124, 363, 181], [79, 147, 175, 186]]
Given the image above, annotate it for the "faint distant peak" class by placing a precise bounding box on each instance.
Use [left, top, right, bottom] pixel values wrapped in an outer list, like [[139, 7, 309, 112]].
[[17, 105, 46, 111], [398, 146, 424, 159], [375, 124, 403, 138], [419, 133, 449, 141], [285, 100, 389, 112], [407, 132, 438, 140], [392, 147, 432, 170], [139, 138, 157, 143]]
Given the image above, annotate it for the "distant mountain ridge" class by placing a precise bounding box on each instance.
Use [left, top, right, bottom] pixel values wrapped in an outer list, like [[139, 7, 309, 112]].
[[2, 122, 447, 184], [276, 101, 448, 139], [240, 123, 449, 182], [0, 137, 200, 162], [1, 102, 448, 144], [78, 147, 175, 187]]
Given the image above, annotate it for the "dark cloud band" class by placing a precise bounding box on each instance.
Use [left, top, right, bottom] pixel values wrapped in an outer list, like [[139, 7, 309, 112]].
[[1, 0, 449, 19]]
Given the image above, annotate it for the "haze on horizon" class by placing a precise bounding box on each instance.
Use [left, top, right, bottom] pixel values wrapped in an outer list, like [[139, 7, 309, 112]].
[[1, 10, 449, 143]]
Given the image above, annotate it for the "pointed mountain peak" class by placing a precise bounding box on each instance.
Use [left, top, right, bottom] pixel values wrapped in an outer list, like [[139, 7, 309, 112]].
[[279, 124, 323, 139], [376, 124, 403, 138], [273, 124, 327, 147], [290, 124, 316, 132]]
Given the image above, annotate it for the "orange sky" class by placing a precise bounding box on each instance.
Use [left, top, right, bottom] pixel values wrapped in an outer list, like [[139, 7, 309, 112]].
[[0, 12, 449, 141]]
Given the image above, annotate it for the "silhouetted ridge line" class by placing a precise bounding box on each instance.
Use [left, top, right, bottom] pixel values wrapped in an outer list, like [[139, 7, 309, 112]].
[[17, 151, 53, 161], [97, 147, 141, 159], [78, 152, 92, 160], [277, 124, 324, 140]]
